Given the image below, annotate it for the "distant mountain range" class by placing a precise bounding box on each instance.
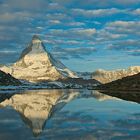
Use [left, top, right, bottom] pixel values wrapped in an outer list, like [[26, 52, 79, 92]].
[[92, 66, 140, 84]]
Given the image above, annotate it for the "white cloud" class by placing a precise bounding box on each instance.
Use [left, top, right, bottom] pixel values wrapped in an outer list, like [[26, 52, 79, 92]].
[[0, 0, 49, 11], [104, 21, 140, 36], [107, 21, 140, 27], [67, 22, 85, 26], [132, 8, 140, 15], [44, 39, 82, 46], [48, 28, 96, 40], [114, 0, 140, 5], [0, 50, 17, 54], [107, 39, 140, 51], [52, 46, 97, 59], [53, 0, 140, 8], [127, 49, 140, 53], [48, 20, 61, 25], [72, 8, 127, 17], [46, 13, 72, 21]]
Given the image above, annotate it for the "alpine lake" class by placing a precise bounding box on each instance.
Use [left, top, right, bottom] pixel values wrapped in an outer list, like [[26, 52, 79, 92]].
[[0, 89, 139, 140]]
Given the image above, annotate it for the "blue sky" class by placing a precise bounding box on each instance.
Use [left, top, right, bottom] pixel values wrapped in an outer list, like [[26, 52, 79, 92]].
[[0, 0, 140, 72]]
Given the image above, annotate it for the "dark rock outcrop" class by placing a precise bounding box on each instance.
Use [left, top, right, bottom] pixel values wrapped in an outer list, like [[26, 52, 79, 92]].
[[97, 72, 140, 91], [96, 73, 140, 103], [0, 70, 21, 86]]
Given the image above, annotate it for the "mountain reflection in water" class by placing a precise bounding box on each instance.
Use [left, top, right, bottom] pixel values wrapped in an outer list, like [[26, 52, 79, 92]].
[[0, 89, 140, 140], [0, 90, 116, 136]]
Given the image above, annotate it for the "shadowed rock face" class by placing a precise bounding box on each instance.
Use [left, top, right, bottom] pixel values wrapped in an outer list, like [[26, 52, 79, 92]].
[[0, 70, 21, 86], [19, 35, 46, 58], [96, 73, 140, 103], [98, 72, 140, 91], [92, 66, 140, 84], [0, 90, 118, 136], [0, 35, 77, 82]]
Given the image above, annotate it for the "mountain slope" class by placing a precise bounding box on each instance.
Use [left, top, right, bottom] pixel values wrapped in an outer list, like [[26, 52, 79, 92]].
[[0, 70, 21, 86], [0, 35, 77, 82], [96, 73, 140, 103], [92, 66, 140, 84], [98, 72, 140, 91]]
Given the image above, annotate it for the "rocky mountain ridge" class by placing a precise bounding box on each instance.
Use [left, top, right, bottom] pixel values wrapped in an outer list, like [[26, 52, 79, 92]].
[[92, 66, 140, 83]]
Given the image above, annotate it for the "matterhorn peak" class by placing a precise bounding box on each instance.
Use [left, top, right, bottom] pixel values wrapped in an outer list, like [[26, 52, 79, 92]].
[[0, 35, 77, 82], [19, 35, 47, 60], [30, 34, 46, 52], [31, 35, 43, 45], [32, 34, 41, 40]]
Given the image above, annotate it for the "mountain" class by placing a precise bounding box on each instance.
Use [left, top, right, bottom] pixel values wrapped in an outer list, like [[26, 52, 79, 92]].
[[96, 73, 140, 103], [0, 70, 21, 86], [0, 35, 77, 82], [97, 72, 140, 91], [57, 77, 100, 88], [76, 72, 92, 79], [92, 66, 140, 84]]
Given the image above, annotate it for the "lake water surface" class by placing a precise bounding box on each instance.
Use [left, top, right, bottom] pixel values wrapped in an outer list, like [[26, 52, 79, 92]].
[[0, 89, 139, 140]]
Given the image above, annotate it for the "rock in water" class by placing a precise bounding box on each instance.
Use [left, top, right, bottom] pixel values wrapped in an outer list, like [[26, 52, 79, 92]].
[[0, 35, 77, 82]]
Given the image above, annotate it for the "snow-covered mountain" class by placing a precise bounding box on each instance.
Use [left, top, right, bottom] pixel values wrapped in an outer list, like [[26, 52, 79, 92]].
[[0, 35, 77, 82], [92, 66, 140, 84]]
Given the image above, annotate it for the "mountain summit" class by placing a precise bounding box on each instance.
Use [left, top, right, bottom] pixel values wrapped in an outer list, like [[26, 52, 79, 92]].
[[0, 35, 77, 82], [19, 35, 46, 59]]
